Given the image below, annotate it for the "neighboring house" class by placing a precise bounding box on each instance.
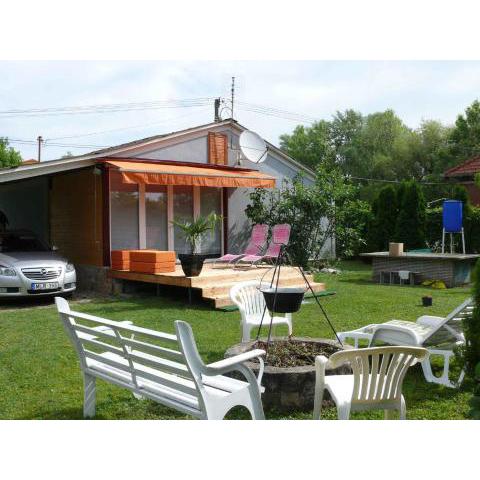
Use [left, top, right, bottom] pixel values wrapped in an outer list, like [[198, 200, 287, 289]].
[[0, 118, 317, 292], [444, 155, 480, 205]]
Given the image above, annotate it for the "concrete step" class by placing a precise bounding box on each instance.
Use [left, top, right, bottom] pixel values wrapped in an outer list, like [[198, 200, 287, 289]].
[[208, 281, 326, 309]]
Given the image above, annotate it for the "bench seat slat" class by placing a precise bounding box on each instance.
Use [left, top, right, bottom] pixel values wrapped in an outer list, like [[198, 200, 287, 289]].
[[128, 350, 191, 378]]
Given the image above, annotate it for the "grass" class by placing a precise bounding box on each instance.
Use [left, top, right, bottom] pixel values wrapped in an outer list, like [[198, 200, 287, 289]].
[[0, 259, 474, 420]]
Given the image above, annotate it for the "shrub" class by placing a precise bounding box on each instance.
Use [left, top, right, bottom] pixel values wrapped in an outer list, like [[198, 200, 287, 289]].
[[245, 166, 369, 268], [394, 180, 426, 249], [366, 185, 398, 251]]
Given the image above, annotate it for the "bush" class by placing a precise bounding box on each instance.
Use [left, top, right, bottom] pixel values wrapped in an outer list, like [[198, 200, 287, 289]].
[[463, 259, 480, 377], [366, 185, 398, 251], [245, 166, 369, 268], [394, 181, 426, 249]]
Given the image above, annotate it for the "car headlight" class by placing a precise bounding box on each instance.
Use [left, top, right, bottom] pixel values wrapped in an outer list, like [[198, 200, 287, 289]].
[[65, 263, 75, 273], [0, 266, 17, 277]]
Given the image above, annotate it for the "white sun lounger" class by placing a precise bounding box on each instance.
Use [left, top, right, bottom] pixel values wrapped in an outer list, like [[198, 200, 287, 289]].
[[337, 298, 474, 388]]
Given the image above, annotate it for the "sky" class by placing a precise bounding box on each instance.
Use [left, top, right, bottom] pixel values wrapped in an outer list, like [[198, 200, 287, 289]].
[[2, 60, 480, 161]]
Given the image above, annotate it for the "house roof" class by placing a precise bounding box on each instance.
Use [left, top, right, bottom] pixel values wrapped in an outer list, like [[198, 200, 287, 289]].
[[444, 155, 480, 178], [0, 118, 315, 184]]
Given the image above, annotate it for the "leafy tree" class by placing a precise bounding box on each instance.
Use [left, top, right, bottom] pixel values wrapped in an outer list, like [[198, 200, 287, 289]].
[[245, 167, 368, 267], [279, 121, 334, 171], [0, 138, 22, 168], [449, 100, 480, 164], [394, 181, 426, 249]]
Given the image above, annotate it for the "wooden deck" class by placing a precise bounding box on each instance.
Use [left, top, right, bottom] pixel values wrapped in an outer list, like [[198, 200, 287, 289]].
[[108, 264, 325, 308]]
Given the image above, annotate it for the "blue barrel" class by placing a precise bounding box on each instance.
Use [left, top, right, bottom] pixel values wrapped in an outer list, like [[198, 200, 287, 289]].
[[443, 200, 463, 233]]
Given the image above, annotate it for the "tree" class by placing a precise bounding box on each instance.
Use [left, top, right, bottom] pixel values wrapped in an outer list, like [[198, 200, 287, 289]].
[[395, 181, 426, 249], [279, 121, 335, 171], [0, 138, 22, 168], [449, 100, 480, 164], [368, 185, 399, 251], [245, 166, 369, 267]]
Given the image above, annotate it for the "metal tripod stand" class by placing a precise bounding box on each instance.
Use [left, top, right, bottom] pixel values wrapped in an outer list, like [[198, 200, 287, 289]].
[[255, 244, 342, 348]]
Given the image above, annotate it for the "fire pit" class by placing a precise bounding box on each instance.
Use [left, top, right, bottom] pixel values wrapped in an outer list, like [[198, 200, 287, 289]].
[[225, 337, 352, 412]]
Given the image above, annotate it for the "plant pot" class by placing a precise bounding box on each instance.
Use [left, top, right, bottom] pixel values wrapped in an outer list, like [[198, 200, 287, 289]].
[[261, 287, 305, 313], [178, 254, 208, 277], [422, 296, 433, 307]]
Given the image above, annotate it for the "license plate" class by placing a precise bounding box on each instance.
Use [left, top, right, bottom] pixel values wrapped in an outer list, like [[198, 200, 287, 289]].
[[31, 282, 59, 290]]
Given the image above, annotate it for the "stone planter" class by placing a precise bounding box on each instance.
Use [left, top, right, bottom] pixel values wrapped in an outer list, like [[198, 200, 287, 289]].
[[225, 337, 352, 412]]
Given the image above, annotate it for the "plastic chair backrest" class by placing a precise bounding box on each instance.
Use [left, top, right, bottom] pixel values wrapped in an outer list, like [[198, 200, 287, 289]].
[[230, 280, 270, 317], [328, 346, 427, 403]]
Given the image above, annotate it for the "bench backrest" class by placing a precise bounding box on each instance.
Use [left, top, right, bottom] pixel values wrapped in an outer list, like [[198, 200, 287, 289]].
[[55, 297, 208, 415]]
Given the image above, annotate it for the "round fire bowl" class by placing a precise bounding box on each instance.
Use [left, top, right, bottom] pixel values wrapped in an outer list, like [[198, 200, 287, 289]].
[[225, 337, 352, 412]]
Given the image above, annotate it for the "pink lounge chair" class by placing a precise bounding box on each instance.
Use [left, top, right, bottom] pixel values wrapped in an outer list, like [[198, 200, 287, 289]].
[[213, 224, 268, 267], [236, 224, 291, 267]]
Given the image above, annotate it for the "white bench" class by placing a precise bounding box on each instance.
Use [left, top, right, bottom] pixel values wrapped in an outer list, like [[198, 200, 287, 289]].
[[55, 297, 266, 420]]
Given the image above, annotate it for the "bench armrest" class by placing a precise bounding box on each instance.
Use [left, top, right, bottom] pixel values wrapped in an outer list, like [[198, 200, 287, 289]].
[[204, 349, 265, 376]]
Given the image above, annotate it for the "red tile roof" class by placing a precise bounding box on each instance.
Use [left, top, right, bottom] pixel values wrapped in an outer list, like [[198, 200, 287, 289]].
[[21, 159, 38, 165], [444, 155, 480, 177]]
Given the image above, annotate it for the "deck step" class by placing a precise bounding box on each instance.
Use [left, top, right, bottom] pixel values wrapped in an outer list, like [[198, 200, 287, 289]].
[[208, 282, 326, 309], [200, 274, 316, 297]]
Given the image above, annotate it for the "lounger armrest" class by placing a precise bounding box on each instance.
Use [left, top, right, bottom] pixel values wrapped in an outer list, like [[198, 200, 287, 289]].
[[204, 349, 266, 376]]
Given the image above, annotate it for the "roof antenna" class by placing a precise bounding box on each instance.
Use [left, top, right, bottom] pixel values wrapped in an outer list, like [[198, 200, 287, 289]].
[[230, 76, 235, 120]]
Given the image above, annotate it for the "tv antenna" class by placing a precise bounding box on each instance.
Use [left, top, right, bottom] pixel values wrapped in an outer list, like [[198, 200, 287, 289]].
[[230, 76, 235, 119]]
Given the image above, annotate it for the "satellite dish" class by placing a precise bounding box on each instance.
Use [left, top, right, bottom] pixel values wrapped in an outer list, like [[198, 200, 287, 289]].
[[239, 130, 268, 164]]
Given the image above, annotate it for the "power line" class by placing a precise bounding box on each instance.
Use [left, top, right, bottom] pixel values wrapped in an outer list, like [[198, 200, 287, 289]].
[[0, 97, 215, 118], [46, 107, 210, 141], [348, 175, 447, 186]]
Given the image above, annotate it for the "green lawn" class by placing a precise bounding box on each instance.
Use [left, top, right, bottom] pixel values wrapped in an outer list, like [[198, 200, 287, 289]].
[[0, 260, 473, 420]]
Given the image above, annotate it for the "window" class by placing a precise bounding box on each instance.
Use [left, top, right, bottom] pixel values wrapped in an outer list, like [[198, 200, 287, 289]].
[[200, 187, 222, 255], [146, 184, 168, 250], [173, 186, 193, 254], [110, 172, 139, 250]]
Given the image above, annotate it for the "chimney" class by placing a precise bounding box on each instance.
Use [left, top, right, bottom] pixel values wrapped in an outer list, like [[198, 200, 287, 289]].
[[214, 98, 221, 122]]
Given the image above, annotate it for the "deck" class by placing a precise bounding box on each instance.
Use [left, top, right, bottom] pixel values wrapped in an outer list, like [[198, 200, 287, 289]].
[[108, 264, 326, 308]]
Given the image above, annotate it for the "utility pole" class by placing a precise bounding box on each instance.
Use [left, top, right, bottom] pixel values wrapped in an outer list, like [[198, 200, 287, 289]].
[[230, 76, 235, 119], [37, 135, 43, 162]]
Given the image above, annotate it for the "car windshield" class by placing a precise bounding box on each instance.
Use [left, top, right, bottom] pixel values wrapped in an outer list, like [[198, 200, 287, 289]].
[[0, 233, 48, 252]]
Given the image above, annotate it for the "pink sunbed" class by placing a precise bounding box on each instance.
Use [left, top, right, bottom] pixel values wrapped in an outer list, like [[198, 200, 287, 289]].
[[236, 224, 291, 267], [213, 224, 268, 267]]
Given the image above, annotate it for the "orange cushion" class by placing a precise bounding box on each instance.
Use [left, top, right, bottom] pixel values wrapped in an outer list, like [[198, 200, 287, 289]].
[[130, 261, 176, 274], [129, 250, 176, 263], [111, 261, 130, 271], [111, 250, 132, 261]]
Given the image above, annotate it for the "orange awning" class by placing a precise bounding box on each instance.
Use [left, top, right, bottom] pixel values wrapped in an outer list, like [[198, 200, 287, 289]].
[[104, 160, 276, 188]]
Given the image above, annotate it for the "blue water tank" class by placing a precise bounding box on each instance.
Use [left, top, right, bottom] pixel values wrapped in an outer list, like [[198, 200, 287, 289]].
[[443, 200, 463, 233]]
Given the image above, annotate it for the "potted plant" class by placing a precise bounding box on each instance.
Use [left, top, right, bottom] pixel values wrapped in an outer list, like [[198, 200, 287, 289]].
[[171, 213, 221, 277]]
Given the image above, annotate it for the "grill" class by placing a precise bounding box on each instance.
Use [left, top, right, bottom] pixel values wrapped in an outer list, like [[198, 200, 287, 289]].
[[21, 267, 62, 281]]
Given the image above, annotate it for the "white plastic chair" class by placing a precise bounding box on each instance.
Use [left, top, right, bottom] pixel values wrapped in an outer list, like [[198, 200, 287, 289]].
[[230, 280, 293, 342], [337, 298, 473, 387], [313, 345, 427, 420]]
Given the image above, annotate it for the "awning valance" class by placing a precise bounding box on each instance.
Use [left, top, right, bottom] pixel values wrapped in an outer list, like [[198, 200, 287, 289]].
[[103, 160, 276, 188]]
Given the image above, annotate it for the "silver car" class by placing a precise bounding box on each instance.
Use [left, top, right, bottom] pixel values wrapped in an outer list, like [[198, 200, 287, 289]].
[[0, 230, 76, 297]]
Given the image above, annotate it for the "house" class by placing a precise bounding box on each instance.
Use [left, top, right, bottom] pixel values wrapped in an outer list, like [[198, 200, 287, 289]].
[[0, 118, 317, 293], [444, 155, 480, 205]]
